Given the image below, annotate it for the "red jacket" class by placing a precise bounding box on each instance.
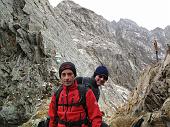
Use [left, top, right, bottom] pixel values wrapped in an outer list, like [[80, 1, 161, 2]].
[[48, 81, 102, 127]]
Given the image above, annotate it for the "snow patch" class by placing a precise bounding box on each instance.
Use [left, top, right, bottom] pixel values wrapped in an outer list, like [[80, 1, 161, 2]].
[[128, 60, 136, 71], [73, 38, 79, 42]]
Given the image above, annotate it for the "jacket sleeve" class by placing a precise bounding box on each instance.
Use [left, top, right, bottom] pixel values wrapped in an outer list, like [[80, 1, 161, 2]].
[[86, 89, 102, 127], [48, 94, 57, 127]]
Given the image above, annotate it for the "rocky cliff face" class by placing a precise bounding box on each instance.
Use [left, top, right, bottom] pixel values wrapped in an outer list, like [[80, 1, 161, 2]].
[[0, 0, 56, 126], [110, 48, 170, 127], [0, 0, 170, 126]]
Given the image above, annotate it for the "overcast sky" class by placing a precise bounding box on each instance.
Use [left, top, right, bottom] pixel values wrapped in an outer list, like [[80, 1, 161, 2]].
[[49, 0, 170, 30]]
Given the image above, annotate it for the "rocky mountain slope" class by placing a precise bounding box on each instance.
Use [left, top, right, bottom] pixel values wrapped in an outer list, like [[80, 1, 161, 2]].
[[110, 48, 170, 127], [0, 0, 170, 126]]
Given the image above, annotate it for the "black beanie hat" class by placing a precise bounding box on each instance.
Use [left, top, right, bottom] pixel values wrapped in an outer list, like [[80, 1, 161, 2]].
[[59, 62, 77, 78], [93, 65, 109, 80]]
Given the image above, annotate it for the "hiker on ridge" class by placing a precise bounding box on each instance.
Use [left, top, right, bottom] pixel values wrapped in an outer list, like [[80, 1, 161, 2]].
[[48, 62, 102, 127], [153, 39, 159, 62]]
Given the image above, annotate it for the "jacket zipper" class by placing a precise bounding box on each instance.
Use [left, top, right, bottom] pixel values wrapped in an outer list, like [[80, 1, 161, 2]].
[[70, 98, 74, 112], [62, 94, 64, 111], [64, 88, 69, 122]]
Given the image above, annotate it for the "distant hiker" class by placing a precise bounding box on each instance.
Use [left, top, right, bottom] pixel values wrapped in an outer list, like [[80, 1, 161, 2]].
[[76, 65, 109, 102], [163, 43, 170, 61], [153, 39, 159, 62], [76, 65, 109, 127], [166, 43, 170, 55], [48, 62, 102, 127]]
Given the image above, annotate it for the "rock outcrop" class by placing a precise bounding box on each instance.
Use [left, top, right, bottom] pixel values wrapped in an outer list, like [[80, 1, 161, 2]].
[[110, 50, 170, 127]]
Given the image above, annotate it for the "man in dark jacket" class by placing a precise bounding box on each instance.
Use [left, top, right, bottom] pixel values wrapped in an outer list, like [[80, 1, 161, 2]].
[[76, 65, 109, 102], [76, 65, 109, 127], [48, 62, 102, 127]]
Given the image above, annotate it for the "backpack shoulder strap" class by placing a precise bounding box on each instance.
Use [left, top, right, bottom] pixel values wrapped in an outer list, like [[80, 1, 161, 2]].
[[77, 85, 89, 114], [82, 77, 99, 100], [55, 85, 63, 110], [77, 85, 92, 125], [77, 85, 88, 103]]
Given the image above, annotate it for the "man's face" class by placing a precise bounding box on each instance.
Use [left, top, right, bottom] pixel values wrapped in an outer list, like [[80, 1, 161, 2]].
[[95, 75, 107, 86], [60, 69, 75, 86]]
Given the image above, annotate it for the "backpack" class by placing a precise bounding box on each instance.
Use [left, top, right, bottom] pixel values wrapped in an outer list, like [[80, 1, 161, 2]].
[[79, 77, 100, 102], [54, 84, 90, 127], [81, 77, 92, 87]]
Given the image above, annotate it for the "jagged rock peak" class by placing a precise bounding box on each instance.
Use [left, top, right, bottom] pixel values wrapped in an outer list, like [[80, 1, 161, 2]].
[[165, 25, 170, 31], [165, 26, 170, 41], [58, 0, 81, 8], [57, 0, 95, 14], [151, 27, 166, 32], [118, 18, 139, 28], [55, 0, 115, 38]]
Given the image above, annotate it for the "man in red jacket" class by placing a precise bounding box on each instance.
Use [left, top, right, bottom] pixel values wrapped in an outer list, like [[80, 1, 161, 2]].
[[48, 62, 102, 127]]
